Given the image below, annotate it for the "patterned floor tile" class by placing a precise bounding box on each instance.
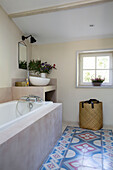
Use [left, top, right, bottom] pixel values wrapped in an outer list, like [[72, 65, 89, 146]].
[[84, 153, 103, 160], [55, 144, 67, 154], [65, 149, 77, 159], [71, 142, 99, 156], [92, 153, 103, 159], [77, 132, 99, 141], [40, 126, 113, 170], [93, 139, 101, 147], [41, 159, 60, 170], [83, 156, 102, 169], [71, 137, 80, 144], [50, 151, 64, 162], [103, 158, 113, 170], [61, 157, 83, 170], [59, 139, 70, 146]]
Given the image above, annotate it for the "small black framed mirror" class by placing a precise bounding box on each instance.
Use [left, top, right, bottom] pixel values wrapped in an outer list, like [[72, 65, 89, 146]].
[[18, 41, 27, 70]]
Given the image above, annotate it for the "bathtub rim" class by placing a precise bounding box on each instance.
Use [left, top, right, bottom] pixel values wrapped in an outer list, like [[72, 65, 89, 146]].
[[0, 101, 62, 145], [0, 100, 53, 131]]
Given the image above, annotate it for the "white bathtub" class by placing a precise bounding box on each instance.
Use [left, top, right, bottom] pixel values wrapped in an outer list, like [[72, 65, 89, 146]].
[[0, 100, 53, 131], [0, 101, 62, 170]]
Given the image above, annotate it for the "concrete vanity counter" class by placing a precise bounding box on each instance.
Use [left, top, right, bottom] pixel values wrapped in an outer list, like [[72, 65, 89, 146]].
[[12, 85, 57, 102], [12, 78, 57, 102]]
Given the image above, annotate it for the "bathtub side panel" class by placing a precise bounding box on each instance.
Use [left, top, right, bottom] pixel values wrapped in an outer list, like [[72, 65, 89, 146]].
[[0, 104, 62, 170]]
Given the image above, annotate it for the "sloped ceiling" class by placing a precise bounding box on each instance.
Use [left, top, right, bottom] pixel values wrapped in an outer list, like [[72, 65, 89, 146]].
[[0, 0, 93, 13], [0, 0, 113, 44]]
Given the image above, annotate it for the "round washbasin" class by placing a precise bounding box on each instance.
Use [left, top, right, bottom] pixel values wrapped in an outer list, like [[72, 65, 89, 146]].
[[29, 76, 50, 86]]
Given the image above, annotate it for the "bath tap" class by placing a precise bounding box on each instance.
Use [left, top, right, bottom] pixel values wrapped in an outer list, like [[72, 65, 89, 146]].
[[20, 96, 34, 102], [20, 95, 43, 102], [29, 95, 43, 102]]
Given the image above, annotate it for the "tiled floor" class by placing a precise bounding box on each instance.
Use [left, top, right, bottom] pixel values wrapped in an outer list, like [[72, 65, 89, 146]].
[[40, 124, 113, 170]]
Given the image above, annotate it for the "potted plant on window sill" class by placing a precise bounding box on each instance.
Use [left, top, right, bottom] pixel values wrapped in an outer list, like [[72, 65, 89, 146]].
[[91, 77, 105, 86]]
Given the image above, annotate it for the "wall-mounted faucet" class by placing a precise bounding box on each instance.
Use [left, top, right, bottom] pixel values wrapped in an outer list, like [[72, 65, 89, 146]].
[[20, 95, 43, 102], [29, 95, 43, 102]]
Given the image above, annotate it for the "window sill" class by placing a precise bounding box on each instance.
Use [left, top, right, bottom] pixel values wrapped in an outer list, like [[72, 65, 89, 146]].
[[76, 85, 113, 89]]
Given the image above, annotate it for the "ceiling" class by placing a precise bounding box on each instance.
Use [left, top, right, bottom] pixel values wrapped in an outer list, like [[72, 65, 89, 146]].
[[0, 0, 89, 14], [0, 0, 113, 44]]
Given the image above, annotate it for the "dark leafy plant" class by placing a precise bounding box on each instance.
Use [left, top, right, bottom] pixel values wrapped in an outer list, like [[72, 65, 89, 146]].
[[28, 60, 41, 73], [19, 60, 27, 69], [91, 77, 105, 83]]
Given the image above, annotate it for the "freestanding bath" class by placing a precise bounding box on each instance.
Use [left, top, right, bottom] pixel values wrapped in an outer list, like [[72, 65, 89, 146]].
[[0, 100, 62, 170]]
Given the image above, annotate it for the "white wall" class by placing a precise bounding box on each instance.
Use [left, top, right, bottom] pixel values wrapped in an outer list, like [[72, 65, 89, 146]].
[[31, 38, 113, 127], [0, 6, 29, 87]]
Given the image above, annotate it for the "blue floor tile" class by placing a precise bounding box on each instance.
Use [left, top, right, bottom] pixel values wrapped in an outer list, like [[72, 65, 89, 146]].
[[40, 126, 113, 170]]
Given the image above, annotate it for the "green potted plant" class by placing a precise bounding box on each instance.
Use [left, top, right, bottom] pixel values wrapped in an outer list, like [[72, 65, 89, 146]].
[[28, 60, 41, 75], [91, 77, 105, 86]]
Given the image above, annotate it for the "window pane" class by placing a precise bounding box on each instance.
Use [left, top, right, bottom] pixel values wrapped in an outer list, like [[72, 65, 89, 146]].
[[97, 56, 109, 69], [83, 57, 95, 69], [96, 70, 109, 83], [83, 70, 95, 82]]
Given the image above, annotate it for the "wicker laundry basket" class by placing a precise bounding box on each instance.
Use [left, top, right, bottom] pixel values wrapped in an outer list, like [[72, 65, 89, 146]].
[[79, 99, 103, 130]]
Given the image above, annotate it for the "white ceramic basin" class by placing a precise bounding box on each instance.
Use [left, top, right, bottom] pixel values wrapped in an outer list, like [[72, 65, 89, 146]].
[[29, 76, 50, 86]]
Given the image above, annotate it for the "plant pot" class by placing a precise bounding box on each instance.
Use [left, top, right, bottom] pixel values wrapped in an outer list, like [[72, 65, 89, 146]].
[[92, 82, 102, 86], [40, 73, 47, 78]]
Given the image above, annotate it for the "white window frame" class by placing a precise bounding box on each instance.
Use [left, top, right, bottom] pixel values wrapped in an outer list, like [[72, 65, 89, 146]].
[[76, 49, 113, 87]]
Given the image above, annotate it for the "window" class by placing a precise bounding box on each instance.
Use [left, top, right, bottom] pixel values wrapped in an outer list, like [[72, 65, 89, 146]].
[[76, 49, 113, 87]]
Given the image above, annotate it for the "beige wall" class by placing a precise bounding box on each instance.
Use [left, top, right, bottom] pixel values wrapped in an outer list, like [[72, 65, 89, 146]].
[[0, 6, 29, 88], [31, 38, 113, 127]]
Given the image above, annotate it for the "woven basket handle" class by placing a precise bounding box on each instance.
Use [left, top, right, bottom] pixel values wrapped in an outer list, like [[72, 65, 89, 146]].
[[82, 99, 99, 109], [89, 99, 99, 103]]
